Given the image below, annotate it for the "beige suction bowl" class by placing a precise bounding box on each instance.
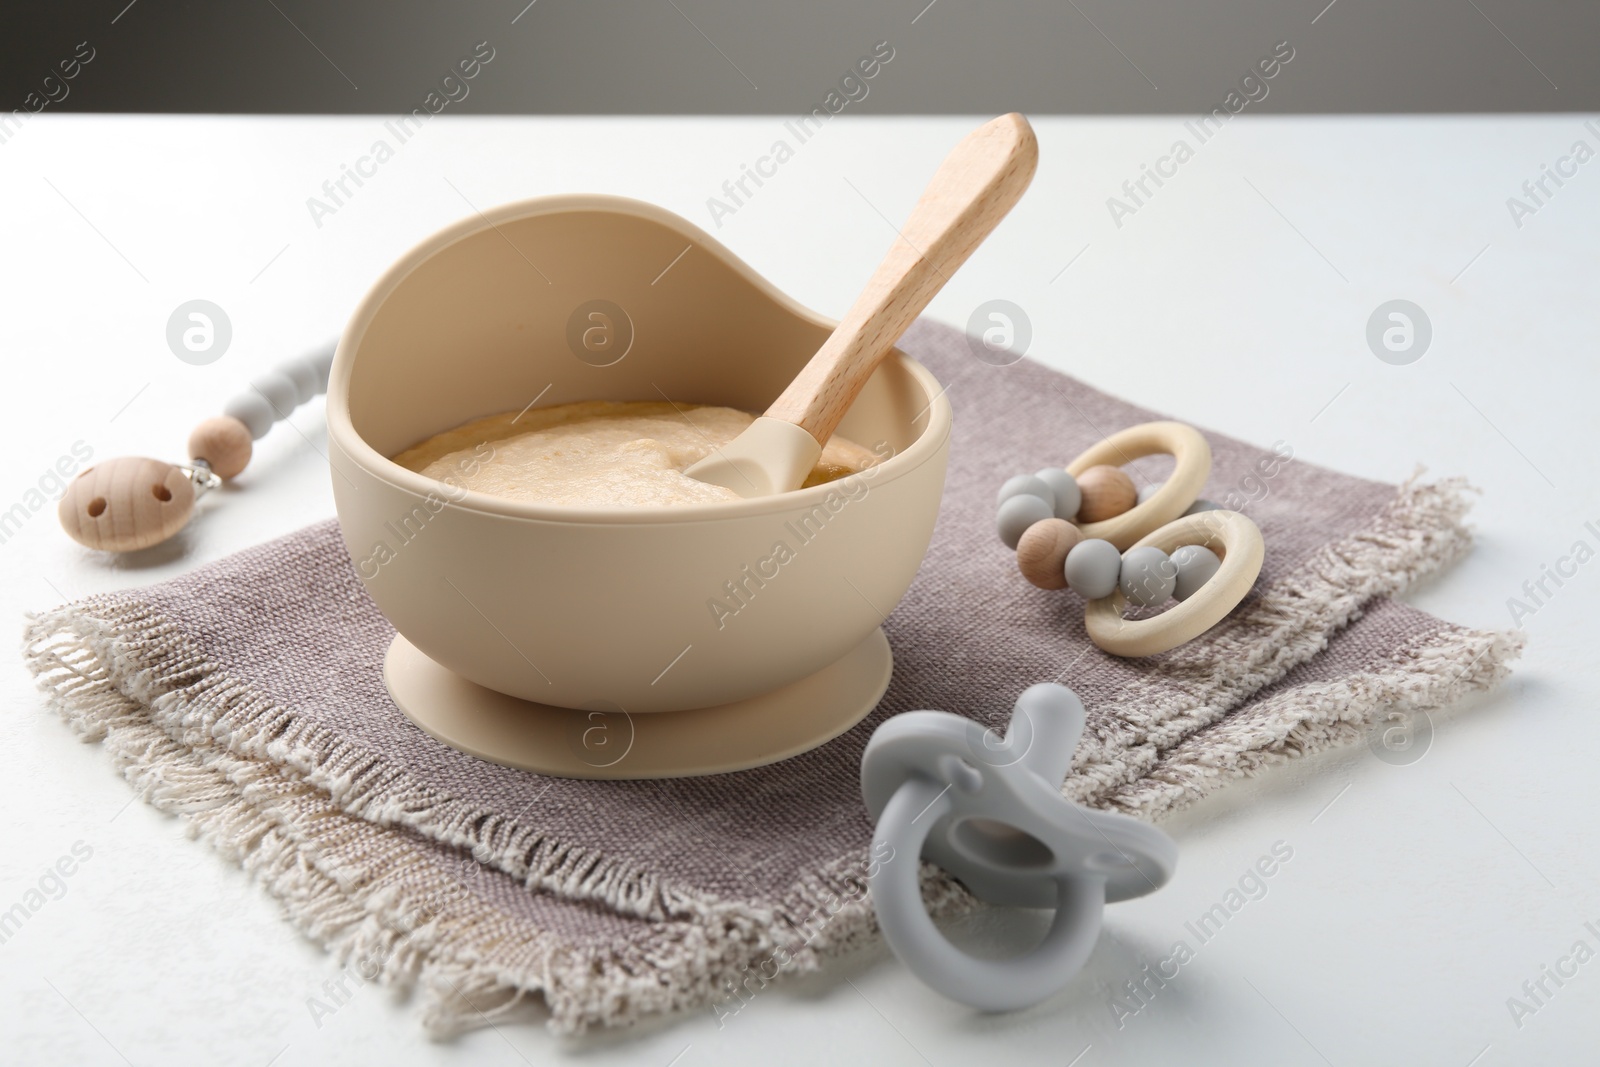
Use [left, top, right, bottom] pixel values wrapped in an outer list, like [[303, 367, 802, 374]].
[[327, 195, 951, 777]]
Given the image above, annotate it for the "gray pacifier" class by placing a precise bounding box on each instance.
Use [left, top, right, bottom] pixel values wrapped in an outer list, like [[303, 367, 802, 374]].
[[860, 683, 1178, 1010]]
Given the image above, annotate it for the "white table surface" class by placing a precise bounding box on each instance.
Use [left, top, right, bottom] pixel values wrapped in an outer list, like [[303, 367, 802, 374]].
[[1, 115, 1595, 1066]]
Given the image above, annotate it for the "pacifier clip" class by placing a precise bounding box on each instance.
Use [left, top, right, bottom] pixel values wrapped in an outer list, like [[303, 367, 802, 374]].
[[58, 344, 333, 553]]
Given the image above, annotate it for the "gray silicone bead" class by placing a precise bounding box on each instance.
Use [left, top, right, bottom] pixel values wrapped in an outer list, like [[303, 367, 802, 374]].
[[278, 358, 320, 405], [998, 493, 1054, 549], [997, 474, 1054, 513], [1119, 546, 1176, 607], [1064, 538, 1121, 599], [223, 392, 276, 440], [251, 371, 300, 418], [1136, 481, 1163, 505], [1033, 468, 1081, 521], [1171, 545, 1222, 601], [1185, 498, 1222, 515]]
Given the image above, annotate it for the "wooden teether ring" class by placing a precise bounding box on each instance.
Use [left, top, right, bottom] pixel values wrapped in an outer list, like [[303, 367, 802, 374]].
[[1085, 509, 1264, 657], [1065, 421, 1210, 550]]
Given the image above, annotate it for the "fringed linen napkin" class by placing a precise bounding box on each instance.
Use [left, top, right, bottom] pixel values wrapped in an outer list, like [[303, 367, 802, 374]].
[[25, 321, 1520, 1035]]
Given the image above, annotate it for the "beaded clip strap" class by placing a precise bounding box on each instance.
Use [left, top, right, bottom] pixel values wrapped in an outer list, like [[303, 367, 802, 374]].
[[995, 421, 1264, 657], [58, 344, 335, 553]]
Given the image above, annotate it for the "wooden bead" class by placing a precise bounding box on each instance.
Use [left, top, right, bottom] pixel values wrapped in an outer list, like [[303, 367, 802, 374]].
[[58, 457, 195, 552], [1016, 518, 1081, 590], [188, 416, 253, 479], [1074, 465, 1137, 524]]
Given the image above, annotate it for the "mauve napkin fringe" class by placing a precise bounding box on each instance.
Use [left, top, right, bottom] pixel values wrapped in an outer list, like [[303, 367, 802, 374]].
[[1109, 621, 1523, 814], [1065, 472, 1522, 816], [25, 602, 933, 1035], [1094, 474, 1525, 812], [23, 607, 684, 1032], [23, 472, 1520, 1035]]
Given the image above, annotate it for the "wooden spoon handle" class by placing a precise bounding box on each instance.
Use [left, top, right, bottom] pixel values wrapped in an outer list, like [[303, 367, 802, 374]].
[[765, 113, 1038, 445]]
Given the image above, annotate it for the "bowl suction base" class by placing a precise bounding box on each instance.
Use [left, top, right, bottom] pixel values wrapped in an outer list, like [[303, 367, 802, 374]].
[[383, 629, 892, 780]]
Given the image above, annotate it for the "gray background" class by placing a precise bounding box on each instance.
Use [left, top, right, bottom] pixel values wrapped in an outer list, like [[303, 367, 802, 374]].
[[4, 0, 1593, 114]]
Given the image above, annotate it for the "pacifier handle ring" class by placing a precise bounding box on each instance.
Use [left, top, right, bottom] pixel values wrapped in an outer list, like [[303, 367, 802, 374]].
[[869, 775, 1106, 1012]]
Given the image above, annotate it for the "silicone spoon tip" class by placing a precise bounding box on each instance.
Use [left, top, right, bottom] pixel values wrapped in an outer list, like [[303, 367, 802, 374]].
[[687, 113, 1038, 497]]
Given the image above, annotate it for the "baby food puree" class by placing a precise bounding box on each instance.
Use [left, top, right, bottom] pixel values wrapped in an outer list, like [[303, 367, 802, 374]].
[[394, 400, 879, 508]]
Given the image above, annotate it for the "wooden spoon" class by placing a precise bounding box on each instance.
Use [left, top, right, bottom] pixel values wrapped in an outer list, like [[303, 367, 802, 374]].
[[685, 112, 1038, 497]]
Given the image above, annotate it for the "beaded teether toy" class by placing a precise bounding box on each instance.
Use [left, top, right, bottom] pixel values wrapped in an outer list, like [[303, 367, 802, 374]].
[[58, 344, 334, 552], [862, 683, 1177, 1010], [996, 421, 1265, 656]]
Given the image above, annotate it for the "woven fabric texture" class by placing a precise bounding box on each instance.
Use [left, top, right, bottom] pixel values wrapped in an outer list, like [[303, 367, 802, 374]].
[[26, 320, 1520, 1034]]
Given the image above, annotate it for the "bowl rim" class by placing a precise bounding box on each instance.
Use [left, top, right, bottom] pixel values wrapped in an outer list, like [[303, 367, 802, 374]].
[[327, 193, 953, 526]]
